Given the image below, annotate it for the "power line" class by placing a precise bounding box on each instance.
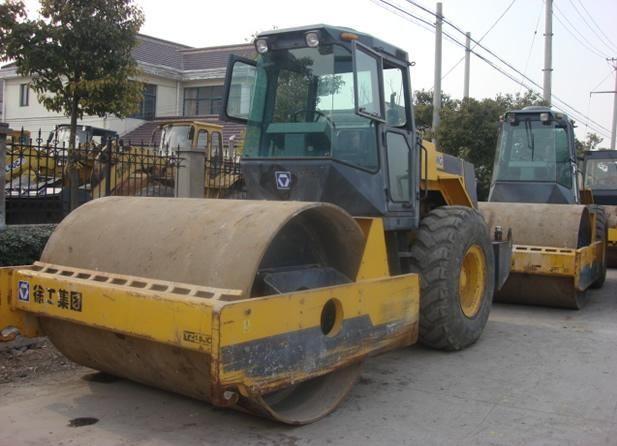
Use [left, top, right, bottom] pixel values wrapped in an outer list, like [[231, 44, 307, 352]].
[[519, 4, 543, 94], [590, 68, 614, 93], [442, 0, 517, 80], [574, 0, 617, 53], [403, 0, 610, 135], [552, 2, 608, 59], [369, 0, 436, 35], [373, 0, 610, 137], [569, 0, 617, 55]]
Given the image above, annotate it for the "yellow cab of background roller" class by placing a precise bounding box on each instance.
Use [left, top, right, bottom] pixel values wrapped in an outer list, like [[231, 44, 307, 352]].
[[0, 25, 512, 425], [580, 149, 617, 268], [479, 107, 608, 310]]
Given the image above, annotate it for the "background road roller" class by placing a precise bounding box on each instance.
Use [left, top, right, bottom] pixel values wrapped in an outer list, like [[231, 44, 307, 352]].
[[0, 25, 511, 424], [581, 149, 617, 267], [479, 106, 607, 309]]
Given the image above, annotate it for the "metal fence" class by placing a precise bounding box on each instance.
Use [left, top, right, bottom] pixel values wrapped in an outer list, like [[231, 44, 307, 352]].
[[3, 131, 244, 224]]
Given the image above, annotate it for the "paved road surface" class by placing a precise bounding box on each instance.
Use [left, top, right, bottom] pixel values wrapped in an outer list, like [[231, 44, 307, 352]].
[[1, 271, 616, 445]]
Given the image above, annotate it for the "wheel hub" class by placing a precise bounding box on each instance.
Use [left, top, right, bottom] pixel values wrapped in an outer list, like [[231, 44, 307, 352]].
[[459, 244, 486, 318]]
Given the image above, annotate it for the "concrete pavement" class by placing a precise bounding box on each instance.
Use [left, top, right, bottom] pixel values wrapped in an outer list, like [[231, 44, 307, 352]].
[[1, 271, 616, 445]]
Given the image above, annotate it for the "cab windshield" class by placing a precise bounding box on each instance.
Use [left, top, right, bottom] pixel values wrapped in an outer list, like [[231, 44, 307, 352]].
[[160, 125, 192, 151], [585, 158, 617, 190], [243, 45, 379, 170], [492, 119, 573, 188], [54, 127, 88, 147]]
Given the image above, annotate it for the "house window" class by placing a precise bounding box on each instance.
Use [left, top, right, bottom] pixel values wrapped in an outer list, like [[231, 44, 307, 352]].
[[132, 83, 157, 120], [19, 84, 29, 107], [183, 86, 224, 116]]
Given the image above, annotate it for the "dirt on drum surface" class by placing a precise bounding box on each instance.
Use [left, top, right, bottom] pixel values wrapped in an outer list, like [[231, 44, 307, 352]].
[[0, 337, 80, 385]]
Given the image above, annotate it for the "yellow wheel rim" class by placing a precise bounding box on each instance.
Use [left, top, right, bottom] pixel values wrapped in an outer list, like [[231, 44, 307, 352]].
[[459, 244, 486, 318]]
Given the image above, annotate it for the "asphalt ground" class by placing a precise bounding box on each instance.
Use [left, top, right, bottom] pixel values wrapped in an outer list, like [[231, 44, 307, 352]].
[[1, 270, 616, 446]]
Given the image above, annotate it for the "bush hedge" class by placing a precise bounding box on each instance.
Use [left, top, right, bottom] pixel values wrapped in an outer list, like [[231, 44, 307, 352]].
[[0, 225, 56, 266]]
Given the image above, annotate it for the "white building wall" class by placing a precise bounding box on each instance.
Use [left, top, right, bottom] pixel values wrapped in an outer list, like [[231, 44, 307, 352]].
[[2, 72, 182, 138], [140, 73, 179, 118]]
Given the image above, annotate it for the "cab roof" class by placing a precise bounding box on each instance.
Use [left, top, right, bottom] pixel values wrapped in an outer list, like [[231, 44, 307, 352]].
[[157, 119, 224, 131], [257, 24, 409, 63]]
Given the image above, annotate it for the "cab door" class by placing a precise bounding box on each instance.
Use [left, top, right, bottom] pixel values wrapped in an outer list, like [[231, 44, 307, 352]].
[[352, 42, 418, 225]]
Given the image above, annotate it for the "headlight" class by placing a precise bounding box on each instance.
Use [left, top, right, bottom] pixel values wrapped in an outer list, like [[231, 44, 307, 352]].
[[255, 38, 269, 54], [540, 112, 550, 122], [305, 31, 320, 48]]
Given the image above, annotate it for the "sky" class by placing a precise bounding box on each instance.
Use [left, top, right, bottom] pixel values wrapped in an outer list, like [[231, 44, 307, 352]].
[[21, 0, 617, 145]]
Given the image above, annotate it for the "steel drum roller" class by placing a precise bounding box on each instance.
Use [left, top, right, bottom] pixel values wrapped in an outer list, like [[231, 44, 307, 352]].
[[479, 202, 592, 308], [39, 196, 366, 424]]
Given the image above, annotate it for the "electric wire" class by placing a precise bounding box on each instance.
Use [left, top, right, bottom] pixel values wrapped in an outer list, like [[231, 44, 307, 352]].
[[373, 0, 610, 138], [553, 2, 608, 59], [574, 0, 617, 53], [442, 0, 517, 80], [584, 65, 616, 136], [519, 4, 543, 94], [569, 0, 617, 55]]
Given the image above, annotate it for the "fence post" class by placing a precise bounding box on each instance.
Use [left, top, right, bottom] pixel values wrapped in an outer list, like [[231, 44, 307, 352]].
[[0, 123, 8, 230], [176, 144, 205, 198], [104, 137, 113, 197]]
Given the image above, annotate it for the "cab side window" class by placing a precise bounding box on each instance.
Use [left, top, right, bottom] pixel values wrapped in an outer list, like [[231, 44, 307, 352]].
[[383, 64, 407, 127]]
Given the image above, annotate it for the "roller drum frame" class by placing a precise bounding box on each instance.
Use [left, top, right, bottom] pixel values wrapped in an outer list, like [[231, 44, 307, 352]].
[[479, 202, 596, 309], [602, 205, 617, 268], [39, 197, 372, 424]]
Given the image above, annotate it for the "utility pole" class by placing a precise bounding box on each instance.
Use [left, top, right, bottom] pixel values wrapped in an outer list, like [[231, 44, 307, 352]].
[[543, 0, 553, 105], [611, 59, 617, 150], [590, 58, 617, 150], [463, 32, 471, 99], [432, 1, 443, 146]]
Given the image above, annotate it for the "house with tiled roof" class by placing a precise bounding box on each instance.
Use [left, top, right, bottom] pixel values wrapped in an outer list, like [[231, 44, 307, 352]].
[[0, 34, 255, 143]]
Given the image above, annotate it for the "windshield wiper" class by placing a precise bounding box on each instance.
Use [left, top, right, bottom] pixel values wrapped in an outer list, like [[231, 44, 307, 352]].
[[524, 120, 535, 160]]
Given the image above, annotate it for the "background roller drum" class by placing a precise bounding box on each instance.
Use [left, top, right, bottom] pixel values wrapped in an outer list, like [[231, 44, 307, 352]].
[[479, 202, 597, 309], [409, 206, 495, 351], [40, 196, 367, 424]]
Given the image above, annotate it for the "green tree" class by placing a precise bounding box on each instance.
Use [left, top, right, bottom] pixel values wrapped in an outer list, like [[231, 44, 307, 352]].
[[413, 89, 455, 140], [575, 132, 604, 156], [1, 0, 144, 208], [0, 1, 25, 51], [431, 90, 544, 199]]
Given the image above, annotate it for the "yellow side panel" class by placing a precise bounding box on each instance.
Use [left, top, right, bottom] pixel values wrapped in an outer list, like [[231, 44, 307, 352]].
[[437, 177, 474, 208], [510, 241, 602, 290], [608, 227, 617, 245], [510, 245, 577, 276], [355, 218, 390, 280], [0, 267, 40, 339], [219, 274, 419, 347], [420, 140, 473, 208], [11, 267, 220, 353], [218, 274, 420, 391]]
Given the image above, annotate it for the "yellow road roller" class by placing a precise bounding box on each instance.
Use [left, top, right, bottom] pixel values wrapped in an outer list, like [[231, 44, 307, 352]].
[[581, 149, 617, 267], [0, 25, 511, 424], [479, 107, 607, 309]]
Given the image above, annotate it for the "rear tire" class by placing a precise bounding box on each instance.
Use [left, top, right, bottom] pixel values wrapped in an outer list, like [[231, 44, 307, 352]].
[[409, 206, 495, 351], [589, 205, 607, 289]]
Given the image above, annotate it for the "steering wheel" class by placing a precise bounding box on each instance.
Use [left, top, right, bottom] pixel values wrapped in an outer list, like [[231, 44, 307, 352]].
[[291, 109, 335, 128]]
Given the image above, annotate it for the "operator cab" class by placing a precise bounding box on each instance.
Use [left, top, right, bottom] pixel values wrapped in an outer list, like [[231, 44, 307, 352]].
[[222, 25, 419, 230], [489, 106, 579, 204], [48, 124, 118, 148], [583, 149, 617, 205]]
